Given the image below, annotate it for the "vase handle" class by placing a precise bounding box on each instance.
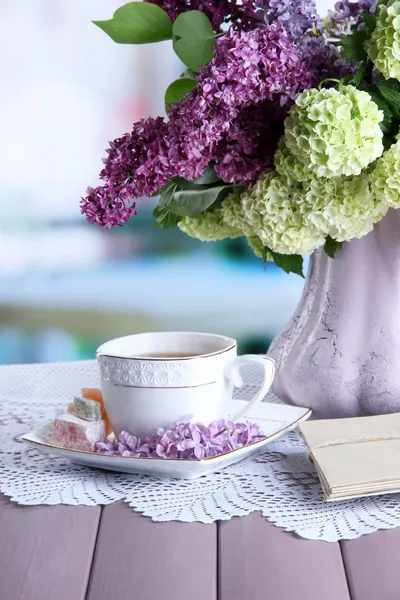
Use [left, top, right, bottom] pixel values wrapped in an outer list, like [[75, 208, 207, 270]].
[[225, 355, 275, 421]]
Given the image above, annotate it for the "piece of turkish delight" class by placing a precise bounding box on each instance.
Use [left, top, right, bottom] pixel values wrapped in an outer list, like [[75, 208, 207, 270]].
[[53, 413, 105, 451], [73, 396, 102, 421], [82, 387, 113, 436]]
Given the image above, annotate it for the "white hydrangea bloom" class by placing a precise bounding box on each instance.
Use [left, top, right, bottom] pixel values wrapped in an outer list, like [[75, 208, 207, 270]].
[[274, 139, 314, 183], [240, 172, 325, 255], [284, 86, 384, 178], [366, 0, 400, 80], [302, 173, 389, 242], [370, 137, 400, 207], [220, 191, 255, 238]]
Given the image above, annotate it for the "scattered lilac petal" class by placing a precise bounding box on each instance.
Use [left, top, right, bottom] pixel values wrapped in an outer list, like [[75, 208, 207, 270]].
[[96, 418, 265, 460]]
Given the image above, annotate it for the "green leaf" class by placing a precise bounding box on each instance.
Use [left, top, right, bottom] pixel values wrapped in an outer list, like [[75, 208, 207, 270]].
[[173, 10, 214, 40], [375, 77, 400, 117], [261, 246, 274, 267], [174, 38, 215, 73], [191, 166, 220, 185], [368, 87, 393, 133], [153, 175, 241, 221], [165, 78, 197, 113], [362, 13, 376, 34], [377, 85, 400, 116], [169, 185, 237, 217], [383, 133, 395, 150], [375, 75, 400, 89], [171, 170, 221, 189], [180, 68, 198, 80], [93, 2, 172, 44], [154, 180, 177, 205], [153, 205, 181, 228], [350, 60, 367, 87], [324, 236, 343, 259], [267, 250, 304, 277], [172, 11, 215, 72], [341, 29, 369, 62], [153, 181, 180, 228], [171, 177, 211, 191]]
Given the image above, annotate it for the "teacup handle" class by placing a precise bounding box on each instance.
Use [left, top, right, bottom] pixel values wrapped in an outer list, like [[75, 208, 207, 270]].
[[225, 355, 275, 421]]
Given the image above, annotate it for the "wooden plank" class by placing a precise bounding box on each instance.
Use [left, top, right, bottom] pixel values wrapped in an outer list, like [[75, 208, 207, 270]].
[[341, 528, 400, 600], [219, 512, 351, 600], [87, 502, 217, 600], [0, 494, 101, 600]]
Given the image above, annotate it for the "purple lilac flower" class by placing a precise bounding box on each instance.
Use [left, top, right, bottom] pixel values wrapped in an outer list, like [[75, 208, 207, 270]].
[[328, 0, 377, 36], [213, 102, 284, 184], [300, 35, 353, 81], [207, 24, 312, 107], [146, 0, 260, 30], [81, 116, 171, 227], [167, 23, 314, 180], [146, 0, 189, 22], [96, 417, 265, 459], [83, 23, 314, 226], [100, 117, 171, 196], [259, 0, 322, 38], [80, 184, 137, 228]]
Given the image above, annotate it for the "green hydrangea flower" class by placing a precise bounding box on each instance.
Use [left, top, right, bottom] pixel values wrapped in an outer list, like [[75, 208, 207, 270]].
[[239, 167, 388, 254], [177, 193, 243, 241], [370, 137, 400, 207], [220, 191, 255, 238], [274, 139, 314, 183], [366, 0, 400, 80], [284, 86, 384, 178], [240, 172, 325, 255], [302, 173, 388, 242]]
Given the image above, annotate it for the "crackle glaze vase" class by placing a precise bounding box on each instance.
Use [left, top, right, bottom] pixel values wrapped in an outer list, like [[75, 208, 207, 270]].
[[268, 208, 400, 419]]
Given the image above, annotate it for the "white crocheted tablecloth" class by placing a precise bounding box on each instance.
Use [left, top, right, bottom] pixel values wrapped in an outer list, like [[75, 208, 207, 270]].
[[1, 360, 400, 542]]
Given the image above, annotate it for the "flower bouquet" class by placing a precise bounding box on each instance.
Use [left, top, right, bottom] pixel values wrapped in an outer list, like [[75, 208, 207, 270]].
[[82, 0, 400, 418], [82, 0, 400, 277]]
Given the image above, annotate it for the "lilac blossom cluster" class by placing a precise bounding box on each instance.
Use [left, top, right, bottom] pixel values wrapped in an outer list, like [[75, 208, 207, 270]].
[[81, 117, 170, 227], [146, 0, 260, 29], [214, 102, 284, 183], [96, 418, 265, 459], [83, 185, 137, 228], [82, 23, 315, 226], [260, 0, 322, 38], [167, 24, 312, 181], [300, 36, 352, 82], [328, 0, 378, 37]]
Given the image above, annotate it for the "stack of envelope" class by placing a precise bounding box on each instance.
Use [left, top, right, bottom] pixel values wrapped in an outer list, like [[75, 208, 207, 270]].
[[299, 413, 400, 501]]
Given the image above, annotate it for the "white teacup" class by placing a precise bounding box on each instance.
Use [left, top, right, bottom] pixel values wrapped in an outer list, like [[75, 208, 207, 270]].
[[97, 332, 275, 438]]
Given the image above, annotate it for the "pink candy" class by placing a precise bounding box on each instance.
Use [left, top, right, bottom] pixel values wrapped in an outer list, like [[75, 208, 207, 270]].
[[54, 413, 106, 452]]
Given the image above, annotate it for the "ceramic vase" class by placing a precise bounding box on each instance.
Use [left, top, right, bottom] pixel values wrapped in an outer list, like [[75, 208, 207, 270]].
[[268, 209, 400, 418]]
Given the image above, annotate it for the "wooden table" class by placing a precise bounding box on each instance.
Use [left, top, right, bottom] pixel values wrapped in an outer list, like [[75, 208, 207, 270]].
[[1, 494, 399, 600]]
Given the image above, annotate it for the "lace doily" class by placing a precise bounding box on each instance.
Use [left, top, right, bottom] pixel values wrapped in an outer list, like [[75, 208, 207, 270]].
[[2, 360, 400, 542]]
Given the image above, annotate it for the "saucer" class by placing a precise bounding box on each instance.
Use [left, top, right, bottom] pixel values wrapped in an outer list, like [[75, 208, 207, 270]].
[[22, 400, 311, 479]]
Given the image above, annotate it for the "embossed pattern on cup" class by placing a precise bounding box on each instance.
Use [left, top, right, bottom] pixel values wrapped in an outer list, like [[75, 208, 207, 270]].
[[98, 355, 194, 387], [97, 354, 230, 388]]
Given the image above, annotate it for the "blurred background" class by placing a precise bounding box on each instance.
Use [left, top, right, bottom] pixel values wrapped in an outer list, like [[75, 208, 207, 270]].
[[0, 0, 331, 364]]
